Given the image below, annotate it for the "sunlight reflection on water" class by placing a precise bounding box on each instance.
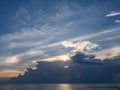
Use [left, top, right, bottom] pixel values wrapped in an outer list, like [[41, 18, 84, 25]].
[[0, 84, 120, 90]]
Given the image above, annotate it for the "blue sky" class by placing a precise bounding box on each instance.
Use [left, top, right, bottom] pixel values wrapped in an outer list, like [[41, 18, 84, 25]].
[[0, 0, 120, 77]]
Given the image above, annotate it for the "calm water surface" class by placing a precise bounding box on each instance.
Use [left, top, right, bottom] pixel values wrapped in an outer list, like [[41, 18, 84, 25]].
[[0, 84, 120, 90]]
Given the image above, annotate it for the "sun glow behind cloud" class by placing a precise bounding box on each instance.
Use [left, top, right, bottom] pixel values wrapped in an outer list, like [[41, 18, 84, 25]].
[[4, 56, 20, 64], [59, 55, 70, 61], [40, 54, 71, 62]]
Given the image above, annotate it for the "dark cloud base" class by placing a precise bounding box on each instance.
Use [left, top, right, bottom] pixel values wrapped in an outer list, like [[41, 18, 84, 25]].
[[10, 53, 120, 84]]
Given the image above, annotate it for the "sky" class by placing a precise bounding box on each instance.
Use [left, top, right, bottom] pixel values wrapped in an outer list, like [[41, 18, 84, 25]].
[[0, 0, 120, 78]]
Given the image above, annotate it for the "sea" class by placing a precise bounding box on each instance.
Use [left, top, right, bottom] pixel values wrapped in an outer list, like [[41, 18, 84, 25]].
[[0, 84, 120, 90]]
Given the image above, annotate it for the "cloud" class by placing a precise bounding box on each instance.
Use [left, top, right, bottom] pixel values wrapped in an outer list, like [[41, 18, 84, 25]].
[[1, 22, 71, 50], [62, 40, 120, 61], [34, 53, 71, 62], [0, 50, 44, 78], [1, 26, 47, 41], [0, 3, 77, 75], [48, 3, 74, 22], [32, 41, 97, 63], [62, 41, 74, 48], [4, 55, 20, 64], [32, 27, 120, 51], [73, 41, 98, 52], [32, 41, 98, 63], [62, 41, 98, 52], [8, 27, 119, 50], [69, 28, 120, 42], [10, 53, 120, 83], [0, 27, 119, 76], [97, 35, 120, 42], [1, 1, 120, 79], [2, 50, 44, 64], [33, 40, 120, 63], [93, 46, 120, 60], [105, 11, 120, 17], [115, 20, 120, 23]]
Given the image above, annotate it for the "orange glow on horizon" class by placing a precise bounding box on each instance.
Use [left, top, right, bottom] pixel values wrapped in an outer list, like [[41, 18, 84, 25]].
[[0, 70, 24, 78]]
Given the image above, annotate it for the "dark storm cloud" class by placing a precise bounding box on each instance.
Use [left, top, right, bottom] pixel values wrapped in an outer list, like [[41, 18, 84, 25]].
[[10, 52, 120, 83]]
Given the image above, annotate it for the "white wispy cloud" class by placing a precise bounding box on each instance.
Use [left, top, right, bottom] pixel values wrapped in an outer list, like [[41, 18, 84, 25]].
[[97, 35, 120, 42], [1, 4, 119, 51], [105, 11, 120, 17], [115, 20, 120, 23], [1, 50, 44, 64], [69, 28, 120, 42], [1, 23, 70, 49], [28, 27, 120, 51], [49, 4, 74, 21], [1, 27, 119, 65], [1, 29, 42, 41]]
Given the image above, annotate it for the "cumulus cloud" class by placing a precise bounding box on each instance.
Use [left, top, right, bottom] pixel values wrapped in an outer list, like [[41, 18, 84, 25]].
[[74, 41, 98, 52], [62, 41, 120, 61], [94, 46, 120, 60], [32, 41, 98, 63], [62, 41, 98, 52], [67, 28, 120, 43], [105, 11, 120, 17]]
